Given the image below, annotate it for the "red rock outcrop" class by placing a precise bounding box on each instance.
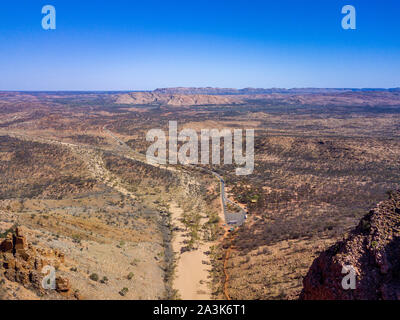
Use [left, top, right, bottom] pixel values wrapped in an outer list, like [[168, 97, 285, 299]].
[[0, 226, 74, 298], [300, 190, 400, 300]]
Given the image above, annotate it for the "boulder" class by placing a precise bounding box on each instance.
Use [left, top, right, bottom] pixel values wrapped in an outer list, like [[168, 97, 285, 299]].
[[56, 276, 71, 293], [15, 227, 24, 237], [16, 249, 30, 261], [13, 234, 26, 251], [3, 254, 16, 270]]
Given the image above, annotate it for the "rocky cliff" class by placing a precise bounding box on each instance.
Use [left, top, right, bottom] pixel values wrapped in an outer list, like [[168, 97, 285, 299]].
[[114, 92, 244, 106], [300, 190, 400, 300], [114, 90, 400, 107], [0, 226, 77, 299]]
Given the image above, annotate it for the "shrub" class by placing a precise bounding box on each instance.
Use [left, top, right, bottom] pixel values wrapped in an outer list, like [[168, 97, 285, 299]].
[[89, 273, 99, 282], [100, 276, 108, 284], [119, 287, 129, 296], [72, 234, 82, 244], [130, 258, 140, 266], [361, 219, 371, 233]]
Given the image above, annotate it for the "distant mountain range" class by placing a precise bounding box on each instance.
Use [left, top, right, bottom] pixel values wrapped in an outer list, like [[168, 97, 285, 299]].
[[153, 87, 400, 95], [113, 87, 400, 107]]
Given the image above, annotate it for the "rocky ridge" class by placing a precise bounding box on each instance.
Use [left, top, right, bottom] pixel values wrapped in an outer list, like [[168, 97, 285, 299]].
[[114, 92, 244, 106], [301, 190, 400, 300]]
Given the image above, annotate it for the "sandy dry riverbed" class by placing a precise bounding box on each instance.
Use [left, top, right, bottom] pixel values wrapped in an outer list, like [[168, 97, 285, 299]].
[[170, 203, 211, 300]]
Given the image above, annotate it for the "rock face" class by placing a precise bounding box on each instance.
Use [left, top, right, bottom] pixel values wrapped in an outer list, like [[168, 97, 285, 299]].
[[300, 191, 400, 300], [114, 89, 400, 107], [0, 233, 13, 253], [114, 92, 244, 106], [0, 226, 73, 297]]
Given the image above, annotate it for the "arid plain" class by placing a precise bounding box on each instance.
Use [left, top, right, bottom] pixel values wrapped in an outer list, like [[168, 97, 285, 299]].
[[0, 88, 399, 299]]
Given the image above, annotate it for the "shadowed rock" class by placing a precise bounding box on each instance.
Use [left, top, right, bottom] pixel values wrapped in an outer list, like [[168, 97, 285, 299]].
[[300, 190, 400, 300]]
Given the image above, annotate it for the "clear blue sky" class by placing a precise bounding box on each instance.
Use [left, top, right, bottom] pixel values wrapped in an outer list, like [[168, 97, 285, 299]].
[[0, 0, 399, 90]]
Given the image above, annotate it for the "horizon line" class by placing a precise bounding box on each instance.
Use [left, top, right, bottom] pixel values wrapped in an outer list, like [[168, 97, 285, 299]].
[[1, 87, 400, 93]]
